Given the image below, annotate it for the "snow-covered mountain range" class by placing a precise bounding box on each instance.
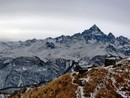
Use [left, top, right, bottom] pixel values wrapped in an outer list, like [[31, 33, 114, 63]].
[[0, 24, 130, 94], [0, 25, 130, 62]]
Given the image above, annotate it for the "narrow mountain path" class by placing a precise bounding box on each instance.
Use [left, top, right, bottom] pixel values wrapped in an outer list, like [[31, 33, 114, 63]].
[[70, 69, 86, 98]]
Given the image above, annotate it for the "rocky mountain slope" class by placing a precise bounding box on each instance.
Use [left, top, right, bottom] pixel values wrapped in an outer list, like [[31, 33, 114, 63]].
[[11, 58, 130, 98], [0, 24, 130, 94], [0, 57, 73, 94]]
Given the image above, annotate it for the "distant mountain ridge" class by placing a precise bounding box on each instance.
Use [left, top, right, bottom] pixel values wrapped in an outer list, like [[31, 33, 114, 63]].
[[56, 24, 129, 45], [0, 24, 130, 94], [1, 24, 129, 59]]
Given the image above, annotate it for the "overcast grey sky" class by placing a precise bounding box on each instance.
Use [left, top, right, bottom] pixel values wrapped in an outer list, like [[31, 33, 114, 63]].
[[0, 0, 130, 41]]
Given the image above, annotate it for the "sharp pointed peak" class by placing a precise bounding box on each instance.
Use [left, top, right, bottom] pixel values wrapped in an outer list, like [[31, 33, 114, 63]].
[[82, 24, 104, 36], [108, 32, 115, 37], [92, 24, 98, 27], [89, 24, 101, 31]]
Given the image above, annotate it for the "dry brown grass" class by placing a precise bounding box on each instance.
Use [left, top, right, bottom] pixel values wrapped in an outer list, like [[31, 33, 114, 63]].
[[12, 73, 77, 98]]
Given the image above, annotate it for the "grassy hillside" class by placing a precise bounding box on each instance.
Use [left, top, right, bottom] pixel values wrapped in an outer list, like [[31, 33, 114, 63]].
[[12, 59, 130, 98]]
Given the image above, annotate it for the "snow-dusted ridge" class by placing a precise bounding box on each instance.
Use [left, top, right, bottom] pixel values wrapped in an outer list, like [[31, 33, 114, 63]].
[[0, 24, 130, 61]]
